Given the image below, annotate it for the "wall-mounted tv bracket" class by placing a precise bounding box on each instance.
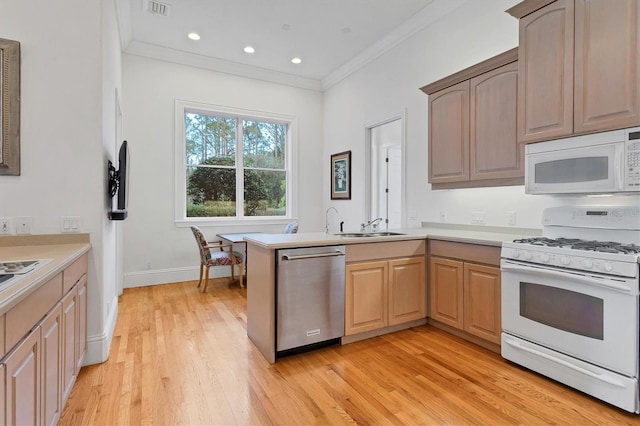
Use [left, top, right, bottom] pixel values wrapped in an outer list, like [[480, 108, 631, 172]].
[[107, 160, 127, 220]]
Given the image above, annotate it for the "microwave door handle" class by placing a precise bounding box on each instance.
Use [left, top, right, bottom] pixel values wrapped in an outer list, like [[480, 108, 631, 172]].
[[617, 148, 625, 188], [501, 262, 633, 293]]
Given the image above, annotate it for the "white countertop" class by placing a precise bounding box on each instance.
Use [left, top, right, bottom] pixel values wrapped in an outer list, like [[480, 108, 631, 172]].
[[244, 224, 541, 249], [0, 234, 91, 315]]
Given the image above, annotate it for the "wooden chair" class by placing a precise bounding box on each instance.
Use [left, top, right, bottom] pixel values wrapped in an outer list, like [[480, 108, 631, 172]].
[[190, 226, 244, 292]]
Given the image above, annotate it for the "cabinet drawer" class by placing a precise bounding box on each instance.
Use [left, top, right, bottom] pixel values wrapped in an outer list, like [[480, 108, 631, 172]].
[[63, 254, 87, 294], [346, 240, 425, 263], [5, 273, 63, 351], [429, 240, 500, 266]]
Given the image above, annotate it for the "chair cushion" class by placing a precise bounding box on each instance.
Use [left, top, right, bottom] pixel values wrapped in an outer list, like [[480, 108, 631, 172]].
[[205, 250, 244, 266]]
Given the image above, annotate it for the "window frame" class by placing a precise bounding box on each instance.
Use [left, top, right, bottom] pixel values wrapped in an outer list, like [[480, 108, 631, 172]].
[[175, 99, 298, 227]]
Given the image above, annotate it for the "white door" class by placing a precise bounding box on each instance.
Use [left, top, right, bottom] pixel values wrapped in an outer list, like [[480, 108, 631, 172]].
[[369, 119, 403, 230]]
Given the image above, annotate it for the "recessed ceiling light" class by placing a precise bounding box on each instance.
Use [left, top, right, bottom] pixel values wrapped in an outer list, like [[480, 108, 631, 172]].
[[187, 32, 200, 41], [244, 46, 255, 54], [291, 57, 302, 64]]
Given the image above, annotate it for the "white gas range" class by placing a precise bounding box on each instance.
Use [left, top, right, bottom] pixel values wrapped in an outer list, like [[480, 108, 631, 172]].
[[501, 205, 640, 413]]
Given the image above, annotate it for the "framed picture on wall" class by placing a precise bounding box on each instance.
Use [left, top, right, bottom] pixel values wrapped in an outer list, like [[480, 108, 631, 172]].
[[0, 38, 20, 176], [331, 150, 351, 200]]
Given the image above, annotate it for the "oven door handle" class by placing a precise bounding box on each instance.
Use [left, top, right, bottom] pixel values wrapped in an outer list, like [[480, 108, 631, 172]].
[[501, 261, 633, 293], [504, 339, 627, 388]]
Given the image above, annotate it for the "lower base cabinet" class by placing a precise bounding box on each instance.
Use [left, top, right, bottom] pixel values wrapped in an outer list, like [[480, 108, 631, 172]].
[[5, 328, 41, 426], [429, 241, 501, 346], [42, 304, 62, 426], [0, 255, 88, 426], [345, 255, 426, 336]]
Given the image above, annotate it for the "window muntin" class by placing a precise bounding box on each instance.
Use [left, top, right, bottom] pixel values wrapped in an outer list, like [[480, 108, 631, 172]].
[[181, 106, 290, 220]]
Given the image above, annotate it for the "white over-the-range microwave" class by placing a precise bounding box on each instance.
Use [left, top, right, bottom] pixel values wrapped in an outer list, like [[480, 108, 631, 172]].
[[525, 126, 640, 194]]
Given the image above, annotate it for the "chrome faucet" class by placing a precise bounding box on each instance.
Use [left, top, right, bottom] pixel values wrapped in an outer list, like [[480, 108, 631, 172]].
[[361, 217, 383, 232], [325, 207, 339, 233]]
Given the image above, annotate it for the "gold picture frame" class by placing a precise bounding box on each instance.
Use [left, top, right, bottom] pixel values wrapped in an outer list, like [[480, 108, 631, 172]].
[[0, 38, 20, 176], [331, 150, 351, 200]]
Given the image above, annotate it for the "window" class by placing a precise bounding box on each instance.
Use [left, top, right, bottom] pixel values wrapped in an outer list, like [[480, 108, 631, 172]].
[[176, 100, 296, 223]]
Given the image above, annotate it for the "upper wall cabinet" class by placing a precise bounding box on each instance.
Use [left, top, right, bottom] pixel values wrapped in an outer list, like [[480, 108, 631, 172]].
[[508, 0, 640, 143], [420, 48, 523, 189]]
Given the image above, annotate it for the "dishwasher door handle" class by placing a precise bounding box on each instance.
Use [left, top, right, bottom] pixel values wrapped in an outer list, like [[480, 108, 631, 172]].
[[281, 251, 345, 261]]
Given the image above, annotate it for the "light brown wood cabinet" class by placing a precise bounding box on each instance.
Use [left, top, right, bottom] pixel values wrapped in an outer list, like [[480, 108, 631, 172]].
[[41, 304, 62, 426], [345, 261, 388, 335], [0, 255, 88, 426], [509, 0, 640, 143], [427, 81, 470, 184], [61, 286, 78, 402], [428, 241, 501, 347], [421, 49, 522, 189], [345, 241, 426, 336], [5, 328, 41, 426]]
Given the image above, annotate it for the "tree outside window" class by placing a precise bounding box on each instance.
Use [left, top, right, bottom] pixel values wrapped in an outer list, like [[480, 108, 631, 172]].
[[184, 111, 288, 218]]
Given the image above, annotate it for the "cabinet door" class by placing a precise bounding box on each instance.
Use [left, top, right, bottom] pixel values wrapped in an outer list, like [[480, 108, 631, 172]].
[[76, 276, 88, 370], [429, 257, 464, 329], [41, 303, 62, 426], [518, 0, 574, 142], [61, 287, 77, 402], [574, 0, 640, 133], [0, 364, 5, 426], [345, 261, 388, 335], [470, 61, 523, 180], [388, 257, 426, 326], [429, 80, 470, 183], [5, 327, 41, 426], [463, 263, 501, 345]]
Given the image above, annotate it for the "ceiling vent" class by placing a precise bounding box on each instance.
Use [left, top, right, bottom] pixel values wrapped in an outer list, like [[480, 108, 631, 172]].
[[145, 0, 171, 17]]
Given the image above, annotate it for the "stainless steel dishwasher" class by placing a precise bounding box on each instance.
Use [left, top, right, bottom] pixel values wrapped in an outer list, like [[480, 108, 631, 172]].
[[276, 245, 346, 353]]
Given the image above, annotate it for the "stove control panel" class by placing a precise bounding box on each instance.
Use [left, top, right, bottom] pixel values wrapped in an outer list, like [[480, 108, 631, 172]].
[[503, 245, 639, 278]]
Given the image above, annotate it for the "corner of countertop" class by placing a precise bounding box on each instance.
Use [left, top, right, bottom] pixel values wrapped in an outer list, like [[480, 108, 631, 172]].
[[0, 233, 91, 247]]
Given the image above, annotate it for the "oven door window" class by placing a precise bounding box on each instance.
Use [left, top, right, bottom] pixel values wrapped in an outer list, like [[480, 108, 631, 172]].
[[520, 282, 604, 340]]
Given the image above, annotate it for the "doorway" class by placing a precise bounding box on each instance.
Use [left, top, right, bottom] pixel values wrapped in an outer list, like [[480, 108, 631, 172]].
[[366, 115, 404, 230]]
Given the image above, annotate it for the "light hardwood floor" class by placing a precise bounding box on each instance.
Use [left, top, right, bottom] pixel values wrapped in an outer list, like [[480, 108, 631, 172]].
[[59, 279, 639, 425]]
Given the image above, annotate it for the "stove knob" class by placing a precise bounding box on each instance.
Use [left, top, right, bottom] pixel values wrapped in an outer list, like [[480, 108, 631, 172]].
[[604, 263, 613, 272], [540, 254, 550, 263], [511, 249, 520, 258], [583, 259, 594, 269], [560, 256, 571, 266]]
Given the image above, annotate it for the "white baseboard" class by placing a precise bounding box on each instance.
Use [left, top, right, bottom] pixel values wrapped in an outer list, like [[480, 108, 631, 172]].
[[123, 264, 239, 288], [83, 294, 118, 365]]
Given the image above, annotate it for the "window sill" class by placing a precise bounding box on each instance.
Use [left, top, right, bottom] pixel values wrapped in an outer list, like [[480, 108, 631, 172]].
[[175, 217, 297, 228]]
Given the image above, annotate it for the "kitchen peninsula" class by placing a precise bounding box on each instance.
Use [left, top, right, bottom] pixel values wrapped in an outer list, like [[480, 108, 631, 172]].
[[245, 225, 539, 363]]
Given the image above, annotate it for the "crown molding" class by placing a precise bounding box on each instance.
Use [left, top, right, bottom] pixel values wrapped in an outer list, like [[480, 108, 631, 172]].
[[321, 0, 468, 90], [115, 0, 472, 92], [125, 41, 323, 91], [114, 0, 132, 52]]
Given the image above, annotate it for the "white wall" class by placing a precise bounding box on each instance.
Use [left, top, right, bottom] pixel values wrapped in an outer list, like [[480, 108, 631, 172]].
[[121, 54, 324, 286], [323, 0, 640, 230], [0, 0, 121, 363]]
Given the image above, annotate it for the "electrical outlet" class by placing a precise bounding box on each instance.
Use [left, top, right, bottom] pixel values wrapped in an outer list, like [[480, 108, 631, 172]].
[[471, 211, 486, 225], [15, 216, 32, 234], [0, 217, 13, 235], [439, 210, 448, 222], [508, 211, 517, 226]]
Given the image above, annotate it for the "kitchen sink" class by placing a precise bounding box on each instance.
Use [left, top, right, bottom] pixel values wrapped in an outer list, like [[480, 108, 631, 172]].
[[335, 232, 406, 237]]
